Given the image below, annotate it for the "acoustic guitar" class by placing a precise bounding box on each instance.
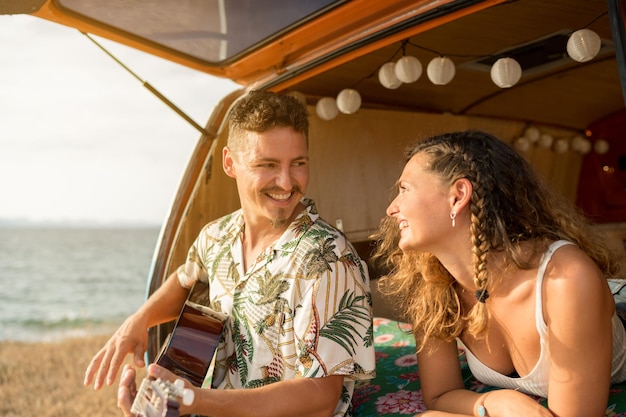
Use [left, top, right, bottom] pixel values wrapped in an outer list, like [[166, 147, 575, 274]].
[[131, 283, 228, 417]]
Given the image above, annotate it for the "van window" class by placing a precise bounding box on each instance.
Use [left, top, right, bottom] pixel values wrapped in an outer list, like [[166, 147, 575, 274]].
[[58, 0, 343, 63]]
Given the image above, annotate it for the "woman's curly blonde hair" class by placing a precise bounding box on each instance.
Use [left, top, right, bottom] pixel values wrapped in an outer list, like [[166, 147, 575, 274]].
[[371, 130, 619, 352]]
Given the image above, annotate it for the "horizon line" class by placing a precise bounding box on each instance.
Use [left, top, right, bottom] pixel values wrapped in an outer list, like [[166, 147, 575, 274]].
[[0, 217, 162, 228]]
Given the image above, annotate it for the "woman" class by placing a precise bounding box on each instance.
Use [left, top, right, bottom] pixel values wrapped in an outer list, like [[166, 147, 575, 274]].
[[372, 130, 626, 417]]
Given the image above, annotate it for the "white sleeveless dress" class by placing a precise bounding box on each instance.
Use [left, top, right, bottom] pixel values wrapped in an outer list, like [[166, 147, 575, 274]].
[[457, 240, 626, 397]]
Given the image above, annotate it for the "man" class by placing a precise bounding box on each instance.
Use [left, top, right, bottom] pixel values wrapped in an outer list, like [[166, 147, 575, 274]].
[[84, 90, 376, 417]]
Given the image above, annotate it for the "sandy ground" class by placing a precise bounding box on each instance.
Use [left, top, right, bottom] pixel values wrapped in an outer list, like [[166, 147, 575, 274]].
[[0, 335, 140, 417]]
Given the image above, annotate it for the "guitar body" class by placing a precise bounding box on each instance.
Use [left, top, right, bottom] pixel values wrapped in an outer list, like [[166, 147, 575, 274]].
[[132, 282, 227, 416], [155, 299, 227, 386]]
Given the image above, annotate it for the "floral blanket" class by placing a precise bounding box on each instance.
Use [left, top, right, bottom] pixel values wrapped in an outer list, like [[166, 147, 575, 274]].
[[352, 317, 626, 416]]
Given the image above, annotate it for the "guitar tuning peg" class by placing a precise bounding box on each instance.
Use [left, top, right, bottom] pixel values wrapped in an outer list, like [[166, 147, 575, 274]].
[[182, 388, 195, 406], [174, 379, 185, 390]]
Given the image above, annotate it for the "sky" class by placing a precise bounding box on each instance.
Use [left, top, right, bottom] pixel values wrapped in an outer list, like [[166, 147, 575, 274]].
[[0, 14, 239, 226]]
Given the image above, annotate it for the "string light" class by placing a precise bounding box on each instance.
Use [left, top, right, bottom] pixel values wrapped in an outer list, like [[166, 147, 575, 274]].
[[512, 126, 600, 156], [378, 62, 402, 89], [315, 97, 339, 120], [538, 133, 554, 148], [553, 138, 570, 153], [566, 29, 602, 62], [594, 139, 610, 154], [571, 135, 592, 154], [314, 12, 605, 121], [336, 88, 362, 114], [490, 57, 522, 88], [395, 55, 422, 84], [426, 56, 455, 85], [523, 126, 541, 143]]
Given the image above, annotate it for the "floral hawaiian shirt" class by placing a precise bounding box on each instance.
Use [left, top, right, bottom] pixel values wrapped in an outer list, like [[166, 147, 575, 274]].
[[177, 198, 376, 416]]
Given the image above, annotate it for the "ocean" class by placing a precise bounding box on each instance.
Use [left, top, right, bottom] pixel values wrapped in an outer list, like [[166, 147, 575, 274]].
[[0, 226, 161, 342]]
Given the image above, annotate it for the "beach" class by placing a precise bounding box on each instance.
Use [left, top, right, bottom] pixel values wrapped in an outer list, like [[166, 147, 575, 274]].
[[0, 227, 159, 416], [0, 335, 139, 417]]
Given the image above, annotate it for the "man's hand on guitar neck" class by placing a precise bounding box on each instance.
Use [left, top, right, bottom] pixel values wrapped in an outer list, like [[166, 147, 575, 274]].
[[118, 363, 195, 417]]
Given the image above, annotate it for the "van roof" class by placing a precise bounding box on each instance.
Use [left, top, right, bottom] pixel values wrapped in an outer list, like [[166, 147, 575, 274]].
[[3, 0, 624, 130]]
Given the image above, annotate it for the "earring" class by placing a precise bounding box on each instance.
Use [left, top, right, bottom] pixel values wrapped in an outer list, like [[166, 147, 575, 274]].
[[450, 210, 456, 227]]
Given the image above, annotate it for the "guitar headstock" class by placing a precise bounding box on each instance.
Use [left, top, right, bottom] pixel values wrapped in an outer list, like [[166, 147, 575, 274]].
[[131, 377, 194, 417]]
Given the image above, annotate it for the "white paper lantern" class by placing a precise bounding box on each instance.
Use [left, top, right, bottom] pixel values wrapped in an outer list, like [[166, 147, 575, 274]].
[[514, 136, 531, 153], [578, 139, 592, 154], [427, 56, 455, 85], [553, 138, 569, 153], [571, 135, 592, 154], [594, 139, 610, 154], [315, 97, 339, 121], [490, 57, 522, 88], [570, 135, 586, 152], [394, 56, 422, 84], [538, 133, 554, 148], [378, 62, 402, 89], [567, 29, 602, 63], [336, 88, 362, 114], [523, 126, 540, 143], [287, 90, 307, 105]]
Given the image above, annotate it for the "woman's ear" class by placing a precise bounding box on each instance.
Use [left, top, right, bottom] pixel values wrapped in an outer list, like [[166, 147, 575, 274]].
[[451, 178, 472, 211], [223, 146, 236, 179]]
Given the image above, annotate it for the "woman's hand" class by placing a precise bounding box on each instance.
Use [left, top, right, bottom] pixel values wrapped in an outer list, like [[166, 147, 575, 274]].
[[478, 390, 554, 417], [412, 390, 554, 417]]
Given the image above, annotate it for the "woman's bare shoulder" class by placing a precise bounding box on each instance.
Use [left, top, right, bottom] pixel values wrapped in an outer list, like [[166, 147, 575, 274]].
[[543, 243, 613, 322]]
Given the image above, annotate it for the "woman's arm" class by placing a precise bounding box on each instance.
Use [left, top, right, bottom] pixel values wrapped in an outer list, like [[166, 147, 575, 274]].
[[544, 246, 614, 417], [417, 337, 478, 414], [418, 336, 554, 417]]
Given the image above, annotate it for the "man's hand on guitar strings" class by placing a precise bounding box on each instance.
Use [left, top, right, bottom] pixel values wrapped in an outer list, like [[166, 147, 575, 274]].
[[117, 364, 139, 417], [121, 363, 196, 417]]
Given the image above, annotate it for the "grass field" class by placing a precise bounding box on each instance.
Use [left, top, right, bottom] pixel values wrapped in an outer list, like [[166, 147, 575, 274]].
[[0, 335, 138, 417]]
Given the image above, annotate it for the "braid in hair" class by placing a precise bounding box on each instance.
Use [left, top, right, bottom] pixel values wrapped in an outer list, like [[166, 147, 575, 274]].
[[465, 139, 497, 337]]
